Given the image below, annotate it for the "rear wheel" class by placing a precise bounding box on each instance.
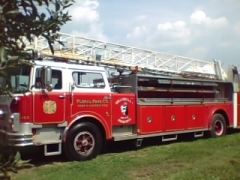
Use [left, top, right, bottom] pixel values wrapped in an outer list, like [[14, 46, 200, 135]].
[[65, 122, 102, 161], [209, 114, 227, 138]]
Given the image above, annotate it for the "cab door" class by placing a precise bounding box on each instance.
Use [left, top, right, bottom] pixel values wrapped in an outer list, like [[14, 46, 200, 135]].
[[70, 70, 112, 127], [33, 67, 66, 124]]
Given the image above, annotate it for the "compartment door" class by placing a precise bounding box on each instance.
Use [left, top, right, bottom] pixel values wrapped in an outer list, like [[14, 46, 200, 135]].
[[186, 106, 205, 129], [139, 106, 163, 134], [165, 106, 185, 131]]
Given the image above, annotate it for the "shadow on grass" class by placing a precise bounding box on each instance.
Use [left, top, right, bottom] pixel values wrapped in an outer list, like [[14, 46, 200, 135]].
[[20, 128, 240, 168]]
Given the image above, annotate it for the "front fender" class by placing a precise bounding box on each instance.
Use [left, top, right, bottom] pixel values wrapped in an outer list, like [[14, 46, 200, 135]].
[[62, 111, 111, 142]]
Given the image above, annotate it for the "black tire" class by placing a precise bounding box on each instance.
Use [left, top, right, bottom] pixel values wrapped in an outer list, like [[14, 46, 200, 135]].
[[209, 114, 227, 138], [65, 122, 102, 161]]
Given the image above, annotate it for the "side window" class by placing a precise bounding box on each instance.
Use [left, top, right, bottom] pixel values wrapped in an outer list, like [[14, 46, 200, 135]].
[[0, 76, 5, 89], [35, 68, 43, 88], [72, 71, 105, 88], [35, 68, 62, 90], [52, 70, 62, 90]]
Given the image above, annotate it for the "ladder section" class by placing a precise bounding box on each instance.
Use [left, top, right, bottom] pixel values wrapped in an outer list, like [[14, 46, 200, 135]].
[[25, 32, 225, 79]]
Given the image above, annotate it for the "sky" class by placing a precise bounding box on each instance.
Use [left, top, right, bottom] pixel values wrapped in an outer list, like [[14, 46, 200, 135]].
[[61, 0, 240, 69]]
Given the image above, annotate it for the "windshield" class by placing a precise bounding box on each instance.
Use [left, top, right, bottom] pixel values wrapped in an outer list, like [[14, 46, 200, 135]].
[[0, 65, 31, 93]]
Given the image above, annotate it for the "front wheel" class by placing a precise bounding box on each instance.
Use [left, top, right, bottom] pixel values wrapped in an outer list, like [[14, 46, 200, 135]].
[[209, 114, 227, 138], [65, 122, 102, 161]]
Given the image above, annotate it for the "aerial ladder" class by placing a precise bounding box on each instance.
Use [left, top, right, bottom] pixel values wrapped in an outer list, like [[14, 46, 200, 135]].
[[25, 32, 228, 81]]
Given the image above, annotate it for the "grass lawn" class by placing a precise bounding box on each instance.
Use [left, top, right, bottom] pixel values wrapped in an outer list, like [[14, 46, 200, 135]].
[[12, 133, 240, 180]]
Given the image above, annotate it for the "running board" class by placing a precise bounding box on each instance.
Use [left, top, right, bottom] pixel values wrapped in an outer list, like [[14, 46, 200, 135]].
[[194, 131, 204, 138], [162, 134, 178, 142], [114, 134, 138, 141], [135, 139, 143, 147]]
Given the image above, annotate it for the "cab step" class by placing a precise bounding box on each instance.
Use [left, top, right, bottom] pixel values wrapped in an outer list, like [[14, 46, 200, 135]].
[[44, 143, 62, 156]]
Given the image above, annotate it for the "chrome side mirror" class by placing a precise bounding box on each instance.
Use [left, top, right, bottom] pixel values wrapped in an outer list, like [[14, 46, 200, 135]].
[[44, 66, 52, 91], [46, 84, 53, 91]]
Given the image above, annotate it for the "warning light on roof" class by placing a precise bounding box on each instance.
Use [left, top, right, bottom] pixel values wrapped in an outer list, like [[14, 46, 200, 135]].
[[34, 50, 43, 60]]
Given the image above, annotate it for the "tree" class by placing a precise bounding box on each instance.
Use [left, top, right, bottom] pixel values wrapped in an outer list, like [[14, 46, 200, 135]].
[[0, 0, 74, 94], [0, 0, 74, 179]]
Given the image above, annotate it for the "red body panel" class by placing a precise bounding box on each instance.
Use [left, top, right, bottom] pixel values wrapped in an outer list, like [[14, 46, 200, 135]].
[[164, 106, 185, 131], [238, 93, 240, 127], [29, 89, 233, 137], [69, 92, 112, 138], [111, 93, 136, 126], [137, 103, 233, 135], [6, 95, 33, 123], [33, 92, 66, 124], [68, 93, 136, 138], [186, 106, 205, 129], [19, 95, 33, 123], [138, 106, 163, 134], [204, 104, 233, 127], [10, 92, 234, 140]]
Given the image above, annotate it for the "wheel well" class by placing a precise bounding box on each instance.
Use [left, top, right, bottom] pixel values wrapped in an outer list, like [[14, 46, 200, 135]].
[[71, 117, 106, 141], [215, 110, 229, 127]]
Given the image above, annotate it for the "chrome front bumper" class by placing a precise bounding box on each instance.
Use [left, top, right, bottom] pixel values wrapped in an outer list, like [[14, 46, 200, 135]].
[[0, 130, 33, 147], [0, 112, 34, 147]]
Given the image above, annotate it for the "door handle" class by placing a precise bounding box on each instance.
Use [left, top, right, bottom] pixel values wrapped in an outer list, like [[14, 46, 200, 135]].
[[104, 96, 111, 100], [59, 95, 66, 99]]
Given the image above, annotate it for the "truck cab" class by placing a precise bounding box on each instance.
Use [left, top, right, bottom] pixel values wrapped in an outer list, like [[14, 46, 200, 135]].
[[0, 59, 136, 161]]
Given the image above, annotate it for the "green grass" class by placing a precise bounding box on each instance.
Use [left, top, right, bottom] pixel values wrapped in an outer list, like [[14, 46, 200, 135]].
[[13, 133, 240, 180]]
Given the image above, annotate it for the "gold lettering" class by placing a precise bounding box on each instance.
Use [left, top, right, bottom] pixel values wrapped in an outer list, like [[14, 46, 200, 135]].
[[76, 99, 109, 108], [22, 116, 30, 120], [76, 99, 109, 104]]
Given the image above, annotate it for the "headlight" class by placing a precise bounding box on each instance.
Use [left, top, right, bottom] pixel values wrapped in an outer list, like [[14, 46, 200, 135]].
[[0, 109, 4, 119], [9, 114, 14, 123], [8, 114, 14, 130]]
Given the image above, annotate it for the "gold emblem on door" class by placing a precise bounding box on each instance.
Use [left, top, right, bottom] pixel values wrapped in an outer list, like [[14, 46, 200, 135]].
[[43, 100, 57, 114]]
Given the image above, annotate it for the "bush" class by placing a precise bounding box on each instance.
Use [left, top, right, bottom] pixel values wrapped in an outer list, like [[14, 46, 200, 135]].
[[0, 146, 33, 180]]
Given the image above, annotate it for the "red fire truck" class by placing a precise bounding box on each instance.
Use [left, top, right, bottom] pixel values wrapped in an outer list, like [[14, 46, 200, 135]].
[[0, 32, 239, 161]]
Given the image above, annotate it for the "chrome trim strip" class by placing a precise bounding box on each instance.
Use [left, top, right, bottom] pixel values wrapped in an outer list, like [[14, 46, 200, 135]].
[[0, 130, 33, 147], [113, 128, 208, 141]]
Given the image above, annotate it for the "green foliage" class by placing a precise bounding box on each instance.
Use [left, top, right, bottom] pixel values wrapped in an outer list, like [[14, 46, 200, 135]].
[[0, 0, 74, 179], [0, 0, 74, 94], [0, 147, 33, 180], [0, 0, 73, 54]]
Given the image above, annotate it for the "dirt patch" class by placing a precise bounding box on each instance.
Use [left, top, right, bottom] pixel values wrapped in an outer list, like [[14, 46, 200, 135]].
[[130, 167, 157, 179], [229, 160, 238, 166], [123, 151, 148, 158], [105, 150, 148, 159], [163, 161, 184, 169], [15, 161, 67, 174], [38, 161, 66, 168], [129, 161, 187, 179]]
